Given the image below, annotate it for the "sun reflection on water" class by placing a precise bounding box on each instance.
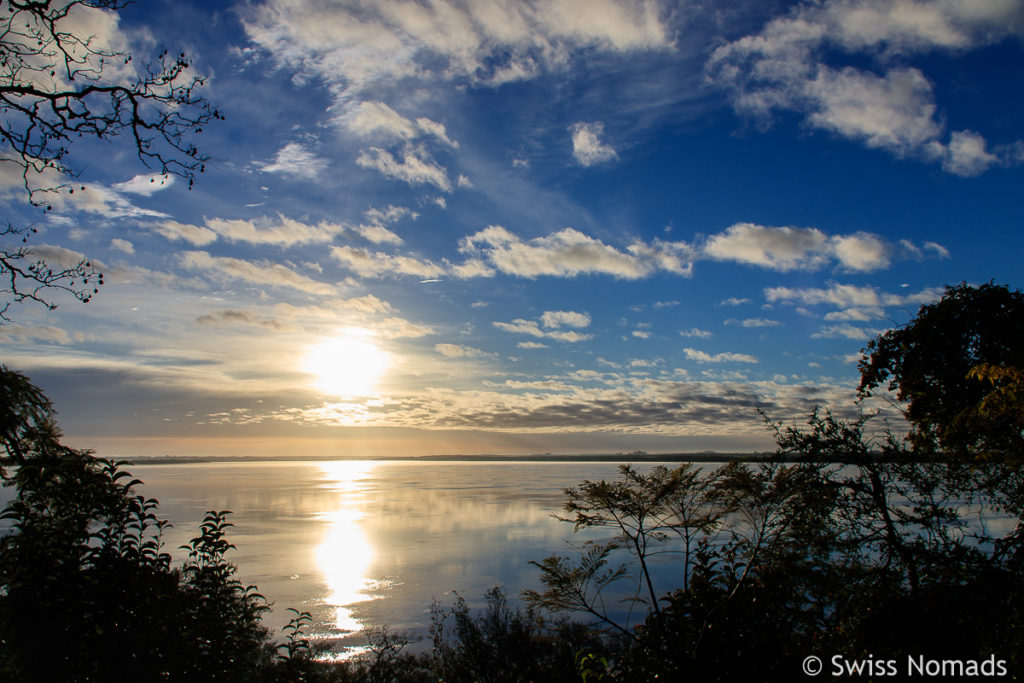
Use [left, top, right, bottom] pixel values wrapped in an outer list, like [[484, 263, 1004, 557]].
[[315, 461, 378, 636]]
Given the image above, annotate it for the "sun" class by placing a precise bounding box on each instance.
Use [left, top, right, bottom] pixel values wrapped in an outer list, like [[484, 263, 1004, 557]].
[[304, 332, 390, 397]]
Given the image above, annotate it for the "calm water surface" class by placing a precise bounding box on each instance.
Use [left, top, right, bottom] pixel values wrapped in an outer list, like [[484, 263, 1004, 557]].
[[117, 460, 671, 656]]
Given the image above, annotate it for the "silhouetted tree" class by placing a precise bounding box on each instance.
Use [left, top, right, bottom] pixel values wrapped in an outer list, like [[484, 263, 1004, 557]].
[[858, 281, 1024, 461], [0, 0, 220, 320]]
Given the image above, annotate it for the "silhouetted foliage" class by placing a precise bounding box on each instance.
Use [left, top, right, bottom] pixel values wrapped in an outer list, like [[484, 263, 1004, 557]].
[[859, 281, 1024, 461], [0, 366, 273, 681]]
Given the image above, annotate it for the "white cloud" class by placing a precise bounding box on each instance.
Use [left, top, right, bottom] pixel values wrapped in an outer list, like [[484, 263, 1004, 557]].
[[719, 297, 752, 306], [765, 282, 942, 310], [679, 327, 713, 338], [704, 223, 936, 272], [151, 220, 217, 246], [435, 343, 491, 358], [737, 318, 781, 328], [541, 310, 591, 328], [632, 330, 651, 339], [180, 250, 336, 295], [812, 324, 880, 340], [242, 0, 672, 95], [707, 0, 1024, 175], [344, 101, 458, 148], [942, 129, 1000, 176], [352, 223, 403, 245], [260, 142, 329, 179], [569, 121, 618, 166], [207, 216, 345, 246], [460, 225, 695, 279], [494, 317, 592, 343], [113, 174, 174, 196], [683, 348, 758, 364], [704, 223, 831, 271], [330, 245, 446, 279], [110, 238, 134, 254], [831, 232, 891, 271], [356, 145, 452, 192], [823, 307, 886, 322]]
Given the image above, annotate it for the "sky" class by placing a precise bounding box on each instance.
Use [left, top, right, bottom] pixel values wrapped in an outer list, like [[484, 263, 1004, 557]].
[[3, 0, 1024, 458]]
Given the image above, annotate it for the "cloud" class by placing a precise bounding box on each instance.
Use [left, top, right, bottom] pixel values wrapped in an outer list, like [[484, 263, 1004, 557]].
[[113, 174, 174, 196], [765, 282, 942, 310], [110, 238, 134, 254], [707, 0, 1024, 175], [242, 0, 673, 96], [460, 225, 695, 279], [151, 220, 218, 246], [207, 215, 346, 247], [180, 250, 336, 295], [704, 223, 936, 272], [330, 245, 446, 279], [679, 327, 713, 338], [195, 309, 292, 331], [719, 297, 752, 306], [356, 145, 452, 192], [570, 122, 618, 166], [704, 223, 831, 271], [494, 314, 592, 343], [941, 129, 1000, 177], [344, 101, 458, 148], [733, 318, 781, 328], [435, 343, 492, 358], [811, 324, 880, 340], [683, 348, 758, 364], [260, 142, 329, 179], [541, 310, 591, 328]]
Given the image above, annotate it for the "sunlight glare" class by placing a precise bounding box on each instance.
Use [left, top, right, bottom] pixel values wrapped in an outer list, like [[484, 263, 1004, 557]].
[[305, 332, 390, 397]]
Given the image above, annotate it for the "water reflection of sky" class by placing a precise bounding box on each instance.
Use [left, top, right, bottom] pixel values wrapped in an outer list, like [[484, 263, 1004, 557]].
[[95, 460, 645, 657]]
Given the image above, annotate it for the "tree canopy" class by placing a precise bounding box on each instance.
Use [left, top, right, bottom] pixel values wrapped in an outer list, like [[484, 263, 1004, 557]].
[[858, 281, 1024, 460]]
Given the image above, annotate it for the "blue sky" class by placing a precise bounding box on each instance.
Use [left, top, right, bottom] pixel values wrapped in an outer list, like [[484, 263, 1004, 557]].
[[4, 0, 1024, 458]]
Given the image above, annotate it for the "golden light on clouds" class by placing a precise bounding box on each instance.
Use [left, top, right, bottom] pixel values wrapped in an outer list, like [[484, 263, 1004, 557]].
[[305, 330, 390, 397]]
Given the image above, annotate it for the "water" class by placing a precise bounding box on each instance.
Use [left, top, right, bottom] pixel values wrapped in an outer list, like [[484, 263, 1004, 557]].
[[74, 459, 670, 656]]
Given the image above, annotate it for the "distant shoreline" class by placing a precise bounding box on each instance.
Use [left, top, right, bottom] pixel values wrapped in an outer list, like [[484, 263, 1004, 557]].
[[115, 452, 772, 465]]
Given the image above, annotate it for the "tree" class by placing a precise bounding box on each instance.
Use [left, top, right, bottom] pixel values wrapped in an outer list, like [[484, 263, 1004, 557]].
[[0, 367, 274, 680], [858, 282, 1024, 461], [0, 0, 220, 320]]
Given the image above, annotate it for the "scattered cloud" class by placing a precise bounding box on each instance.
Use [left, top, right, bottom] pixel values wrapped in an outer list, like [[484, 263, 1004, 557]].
[[330, 245, 446, 279], [260, 142, 329, 179], [704, 223, 938, 272], [460, 225, 695, 279], [110, 238, 134, 254], [683, 348, 759, 364], [113, 174, 174, 196], [435, 343, 492, 358], [679, 327, 713, 338], [707, 0, 1024, 175], [207, 216, 346, 246], [494, 312, 593, 343], [570, 122, 618, 166], [344, 101, 458, 148], [180, 250, 336, 295], [541, 310, 591, 328], [151, 220, 218, 247], [356, 145, 452, 192]]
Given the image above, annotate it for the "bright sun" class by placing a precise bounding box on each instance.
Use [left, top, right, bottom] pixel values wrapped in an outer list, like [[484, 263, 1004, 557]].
[[304, 332, 390, 397]]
